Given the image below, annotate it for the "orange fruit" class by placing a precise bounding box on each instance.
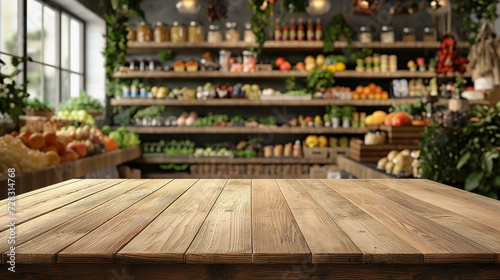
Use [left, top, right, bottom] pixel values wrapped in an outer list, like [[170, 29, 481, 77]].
[[368, 93, 375, 99], [374, 93, 382, 99], [355, 85, 364, 93], [363, 87, 371, 95], [382, 91, 389, 99], [352, 93, 360, 100], [375, 86, 383, 93], [28, 133, 46, 150], [368, 83, 376, 90]]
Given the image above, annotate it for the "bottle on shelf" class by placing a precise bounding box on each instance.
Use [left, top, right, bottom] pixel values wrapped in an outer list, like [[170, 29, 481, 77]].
[[274, 18, 282, 41], [297, 18, 305, 41], [282, 19, 289, 41], [306, 19, 314, 41], [315, 18, 322, 41], [289, 18, 296, 41]]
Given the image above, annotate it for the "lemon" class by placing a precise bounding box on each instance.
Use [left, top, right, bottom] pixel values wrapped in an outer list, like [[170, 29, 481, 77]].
[[335, 62, 346, 71], [305, 55, 315, 65], [316, 54, 326, 66], [327, 65, 336, 72]]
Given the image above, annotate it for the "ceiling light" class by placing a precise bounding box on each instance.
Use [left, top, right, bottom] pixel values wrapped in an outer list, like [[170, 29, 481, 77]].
[[306, 0, 331, 15], [176, 0, 201, 14]]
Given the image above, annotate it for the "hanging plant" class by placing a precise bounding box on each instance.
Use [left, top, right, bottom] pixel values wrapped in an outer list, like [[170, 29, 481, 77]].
[[249, 0, 272, 58], [280, 0, 307, 14], [323, 14, 354, 53]]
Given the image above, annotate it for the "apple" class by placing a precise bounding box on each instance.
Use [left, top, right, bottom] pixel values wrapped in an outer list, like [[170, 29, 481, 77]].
[[275, 57, 286, 68], [65, 149, 79, 161], [43, 132, 58, 146], [68, 142, 87, 158], [392, 112, 412, 126], [295, 62, 305, 70], [10, 131, 19, 138], [384, 112, 397, 126], [17, 132, 31, 146], [279, 61, 291, 71], [41, 145, 58, 154]]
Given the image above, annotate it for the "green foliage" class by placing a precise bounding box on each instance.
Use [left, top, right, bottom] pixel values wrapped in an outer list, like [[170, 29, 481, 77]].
[[349, 48, 373, 63], [285, 76, 296, 91], [24, 97, 52, 111], [102, 0, 145, 96], [419, 102, 500, 199], [60, 91, 103, 111], [390, 99, 426, 116], [109, 126, 141, 148], [323, 14, 353, 53], [249, 0, 272, 58], [306, 67, 335, 90], [0, 56, 31, 122], [158, 49, 176, 62], [133, 105, 165, 119], [113, 105, 140, 126]]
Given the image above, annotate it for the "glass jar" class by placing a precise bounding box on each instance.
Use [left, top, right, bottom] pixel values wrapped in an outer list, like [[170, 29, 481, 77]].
[[423, 27, 437, 42], [171, 21, 187, 42], [154, 22, 170, 42], [243, 22, 256, 43], [136, 22, 153, 42], [358, 26, 372, 43], [219, 50, 231, 72], [403, 27, 416, 42], [380, 26, 394, 43], [225, 22, 240, 42], [243, 50, 256, 72], [207, 24, 222, 43], [188, 21, 204, 42], [126, 26, 136, 42]]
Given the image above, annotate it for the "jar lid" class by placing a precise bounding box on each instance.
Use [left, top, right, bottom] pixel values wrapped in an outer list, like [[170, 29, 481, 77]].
[[172, 21, 181, 26], [424, 27, 435, 32], [244, 22, 252, 29], [381, 26, 393, 32], [156, 21, 164, 26], [243, 50, 254, 55], [189, 21, 199, 26], [209, 24, 220, 30], [139, 21, 147, 26], [403, 27, 415, 33], [359, 26, 369, 32], [226, 22, 237, 28]]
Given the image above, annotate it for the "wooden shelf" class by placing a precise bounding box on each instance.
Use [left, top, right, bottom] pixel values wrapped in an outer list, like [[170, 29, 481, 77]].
[[137, 154, 337, 164], [112, 70, 470, 79], [122, 126, 368, 134], [110, 97, 490, 107], [337, 155, 392, 179], [143, 172, 312, 179], [0, 146, 142, 199], [127, 41, 470, 54]]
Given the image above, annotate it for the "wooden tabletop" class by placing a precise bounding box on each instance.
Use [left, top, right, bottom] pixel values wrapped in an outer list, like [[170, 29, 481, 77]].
[[2, 178, 500, 266]]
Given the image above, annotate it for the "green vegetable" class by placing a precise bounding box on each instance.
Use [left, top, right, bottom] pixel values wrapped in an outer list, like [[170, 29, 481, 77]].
[[285, 77, 296, 91], [323, 14, 353, 53], [60, 90, 103, 111], [24, 98, 52, 111], [349, 48, 373, 63], [158, 49, 176, 62], [113, 106, 140, 126], [306, 67, 335, 91], [133, 105, 165, 119], [101, 125, 112, 135]]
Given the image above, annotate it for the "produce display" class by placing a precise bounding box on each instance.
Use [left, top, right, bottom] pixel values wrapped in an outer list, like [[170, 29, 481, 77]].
[[24, 98, 53, 115], [55, 110, 96, 125], [102, 126, 141, 149], [305, 135, 349, 148], [0, 135, 48, 179], [59, 92, 103, 112], [376, 149, 422, 178]]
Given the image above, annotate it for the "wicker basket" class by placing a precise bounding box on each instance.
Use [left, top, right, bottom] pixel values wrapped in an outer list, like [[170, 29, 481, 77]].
[[23, 108, 53, 118]]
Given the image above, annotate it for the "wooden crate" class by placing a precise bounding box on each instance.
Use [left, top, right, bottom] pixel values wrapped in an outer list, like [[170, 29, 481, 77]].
[[329, 147, 350, 158], [303, 145, 329, 159], [349, 139, 419, 162], [379, 125, 425, 144]]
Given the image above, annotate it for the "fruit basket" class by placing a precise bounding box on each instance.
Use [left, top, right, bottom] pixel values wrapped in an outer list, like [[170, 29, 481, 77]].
[[23, 108, 54, 118]]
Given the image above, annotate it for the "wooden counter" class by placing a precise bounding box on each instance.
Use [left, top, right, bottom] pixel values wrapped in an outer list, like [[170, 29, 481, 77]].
[[2, 178, 500, 279], [0, 146, 141, 198]]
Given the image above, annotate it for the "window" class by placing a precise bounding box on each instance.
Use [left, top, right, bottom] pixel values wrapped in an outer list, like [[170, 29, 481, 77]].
[[0, 0, 85, 109]]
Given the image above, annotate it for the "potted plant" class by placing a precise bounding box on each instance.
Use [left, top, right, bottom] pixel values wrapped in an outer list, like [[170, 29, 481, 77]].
[[60, 90, 104, 117], [341, 106, 356, 128], [306, 67, 335, 99], [328, 105, 342, 128], [23, 97, 54, 118]]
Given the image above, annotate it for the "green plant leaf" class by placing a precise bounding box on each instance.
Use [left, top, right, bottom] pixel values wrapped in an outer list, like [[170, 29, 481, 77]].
[[493, 176, 500, 187], [465, 171, 484, 191], [484, 151, 499, 173], [456, 151, 470, 169]]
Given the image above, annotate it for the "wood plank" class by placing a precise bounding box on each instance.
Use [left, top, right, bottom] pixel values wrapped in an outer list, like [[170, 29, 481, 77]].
[[116, 179, 227, 264], [360, 179, 500, 263], [143, 173, 312, 179], [337, 156, 392, 179], [276, 179, 363, 263], [402, 179, 500, 215], [321, 179, 495, 264], [7, 179, 170, 264], [185, 179, 252, 264], [138, 155, 335, 164], [0, 179, 149, 257], [0, 179, 122, 231], [251, 179, 310, 264], [57, 179, 197, 263], [296, 179, 421, 263], [110, 97, 490, 107], [123, 126, 368, 135], [0, 178, 81, 205], [379, 179, 500, 230]]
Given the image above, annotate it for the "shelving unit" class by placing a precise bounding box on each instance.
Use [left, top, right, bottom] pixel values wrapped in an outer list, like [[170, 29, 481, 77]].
[[112, 70, 471, 79], [127, 41, 470, 54], [143, 172, 312, 179], [123, 126, 368, 134], [137, 154, 337, 164], [111, 97, 491, 107]]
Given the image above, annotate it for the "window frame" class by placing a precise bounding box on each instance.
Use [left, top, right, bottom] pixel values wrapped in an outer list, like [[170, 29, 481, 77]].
[[0, 0, 86, 109]]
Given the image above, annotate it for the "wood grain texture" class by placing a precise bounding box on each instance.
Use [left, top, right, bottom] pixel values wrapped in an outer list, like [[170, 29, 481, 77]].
[[57, 179, 196, 263], [323, 179, 495, 263], [116, 179, 227, 264], [0, 179, 146, 256], [186, 179, 252, 264], [297, 179, 421, 264], [251, 179, 310, 264], [379, 179, 500, 230], [7, 179, 169, 264], [0, 179, 121, 231], [276, 179, 363, 263], [360, 179, 500, 263], [8, 264, 500, 280], [0, 179, 81, 205]]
